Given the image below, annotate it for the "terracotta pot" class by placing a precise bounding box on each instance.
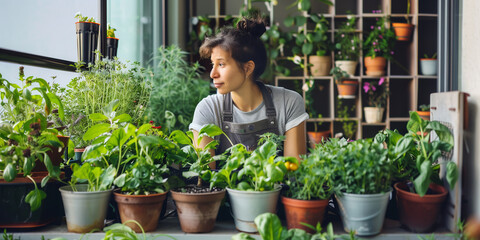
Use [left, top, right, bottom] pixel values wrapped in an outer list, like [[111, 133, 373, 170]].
[[392, 23, 414, 41], [364, 56, 387, 76], [32, 135, 70, 172], [309, 55, 331, 76], [337, 80, 358, 99], [394, 182, 447, 233], [335, 60, 358, 76], [307, 131, 331, 149], [281, 196, 329, 233], [171, 189, 226, 233], [416, 111, 430, 121], [113, 191, 168, 232]]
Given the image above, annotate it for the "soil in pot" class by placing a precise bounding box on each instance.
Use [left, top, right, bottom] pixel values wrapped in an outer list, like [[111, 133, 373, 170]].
[[114, 191, 168, 232], [394, 182, 447, 233], [171, 186, 226, 233]]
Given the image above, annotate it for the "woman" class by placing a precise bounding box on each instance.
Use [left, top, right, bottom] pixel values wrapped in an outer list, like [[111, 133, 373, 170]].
[[189, 17, 308, 164]]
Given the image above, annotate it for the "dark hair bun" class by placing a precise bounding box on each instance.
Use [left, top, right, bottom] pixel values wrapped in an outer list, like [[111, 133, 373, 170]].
[[237, 17, 266, 39]]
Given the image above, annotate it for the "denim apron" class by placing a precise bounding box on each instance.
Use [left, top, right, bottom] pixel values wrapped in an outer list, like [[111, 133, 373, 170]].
[[216, 81, 279, 155]]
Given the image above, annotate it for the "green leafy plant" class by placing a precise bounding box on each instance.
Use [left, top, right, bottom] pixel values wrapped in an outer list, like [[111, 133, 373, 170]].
[[423, 53, 437, 59], [363, 77, 389, 108], [169, 124, 231, 188], [284, 14, 332, 58], [107, 24, 117, 38], [419, 104, 430, 111], [231, 212, 357, 240], [64, 58, 151, 147], [330, 65, 350, 84], [363, 16, 396, 60], [283, 143, 334, 200], [336, 99, 357, 140], [210, 138, 287, 191], [331, 138, 392, 194], [147, 45, 210, 134], [334, 16, 361, 61], [0, 68, 65, 211], [377, 111, 457, 197], [74, 12, 96, 23]]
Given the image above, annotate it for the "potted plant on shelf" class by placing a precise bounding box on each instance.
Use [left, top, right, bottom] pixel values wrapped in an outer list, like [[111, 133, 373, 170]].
[[334, 15, 361, 76], [378, 111, 457, 233], [308, 14, 333, 77], [363, 16, 396, 76], [336, 99, 357, 140], [331, 138, 393, 236], [420, 53, 437, 75], [281, 143, 334, 233], [74, 12, 99, 65], [363, 77, 389, 123], [0, 68, 66, 228], [303, 80, 330, 148], [416, 104, 430, 121], [106, 24, 119, 59], [209, 138, 288, 233], [391, 0, 414, 41], [167, 124, 227, 233], [331, 66, 357, 99]]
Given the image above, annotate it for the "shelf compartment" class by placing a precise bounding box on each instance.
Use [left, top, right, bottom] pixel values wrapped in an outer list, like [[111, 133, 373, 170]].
[[417, 17, 438, 62], [333, 120, 358, 140], [389, 78, 414, 118], [419, 0, 438, 14], [389, 120, 409, 135], [362, 125, 386, 139], [306, 79, 332, 118], [362, 0, 385, 14], [335, 0, 358, 15], [417, 78, 437, 109]]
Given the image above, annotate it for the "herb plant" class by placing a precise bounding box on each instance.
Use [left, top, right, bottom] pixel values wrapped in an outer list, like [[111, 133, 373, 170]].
[[423, 53, 437, 59], [363, 16, 396, 60], [418, 104, 430, 111], [74, 12, 95, 23], [107, 24, 116, 38], [147, 45, 210, 134]]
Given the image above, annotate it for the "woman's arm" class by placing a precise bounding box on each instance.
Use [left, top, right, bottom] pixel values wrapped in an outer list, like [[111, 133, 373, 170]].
[[192, 130, 216, 169], [283, 121, 307, 160]]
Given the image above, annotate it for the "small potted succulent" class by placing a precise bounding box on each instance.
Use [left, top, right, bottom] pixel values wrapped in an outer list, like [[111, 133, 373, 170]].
[[363, 16, 396, 76], [420, 53, 437, 75], [106, 24, 119, 59]]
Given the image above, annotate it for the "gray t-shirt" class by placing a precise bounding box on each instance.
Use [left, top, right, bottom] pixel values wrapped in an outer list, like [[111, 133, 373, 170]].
[[189, 84, 309, 135]]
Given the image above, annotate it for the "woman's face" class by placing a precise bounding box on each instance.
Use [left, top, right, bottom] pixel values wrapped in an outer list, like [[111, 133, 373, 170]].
[[210, 46, 248, 95]]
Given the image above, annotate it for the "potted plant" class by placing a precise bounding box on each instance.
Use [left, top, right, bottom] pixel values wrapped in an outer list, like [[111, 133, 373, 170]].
[[303, 80, 330, 148], [168, 124, 228, 233], [334, 15, 361, 76], [378, 111, 457, 233], [362, 77, 389, 123], [331, 66, 357, 99], [416, 104, 430, 121], [209, 138, 288, 233], [331, 138, 393, 236], [420, 53, 437, 75], [0, 68, 66, 227], [336, 99, 357, 140], [74, 12, 99, 65], [391, 0, 414, 41], [106, 24, 119, 59], [281, 143, 334, 233], [363, 16, 396, 76]]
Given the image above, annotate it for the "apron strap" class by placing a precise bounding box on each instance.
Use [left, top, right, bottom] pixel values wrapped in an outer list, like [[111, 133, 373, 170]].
[[222, 81, 276, 122]]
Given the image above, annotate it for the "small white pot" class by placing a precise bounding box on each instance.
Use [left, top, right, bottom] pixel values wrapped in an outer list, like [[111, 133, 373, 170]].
[[335, 60, 358, 76], [420, 59, 437, 75], [364, 107, 384, 123]]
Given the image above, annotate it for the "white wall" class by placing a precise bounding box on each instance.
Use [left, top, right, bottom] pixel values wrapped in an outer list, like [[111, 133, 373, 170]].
[[460, 0, 480, 219]]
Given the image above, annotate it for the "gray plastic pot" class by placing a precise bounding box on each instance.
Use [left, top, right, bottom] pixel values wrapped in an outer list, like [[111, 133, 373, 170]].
[[420, 59, 438, 75], [59, 184, 113, 233], [227, 186, 281, 233], [335, 188, 392, 236]]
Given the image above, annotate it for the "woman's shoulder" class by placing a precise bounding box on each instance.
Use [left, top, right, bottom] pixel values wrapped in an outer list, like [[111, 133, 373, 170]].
[[266, 84, 302, 99]]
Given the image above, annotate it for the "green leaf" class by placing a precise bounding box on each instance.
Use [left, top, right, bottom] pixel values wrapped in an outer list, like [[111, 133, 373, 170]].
[[427, 121, 454, 146], [299, 0, 311, 11], [3, 163, 17, 182], [302, 43, 313, 55], [114, 173, 126, 187], [170, 130, 191, 145], [99, 165, 116, 190], [295, 16, 307, 27], [25, 188, 46, 211], [47, 92, 65, 121], [284, 16, 295, 27], [103, 99, 120, 116], [232, 232, 256, 240], [137, 123, 152, 135], [83, 123, 111, 141], [414, 160, 433, 197], [113, 113, 132, 123], [446, 161, 458, 190], [199, 124, 224, 138], [89, 113, 108, 122], [41, 175, 51, 188], [254, 213, 286, 240]]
